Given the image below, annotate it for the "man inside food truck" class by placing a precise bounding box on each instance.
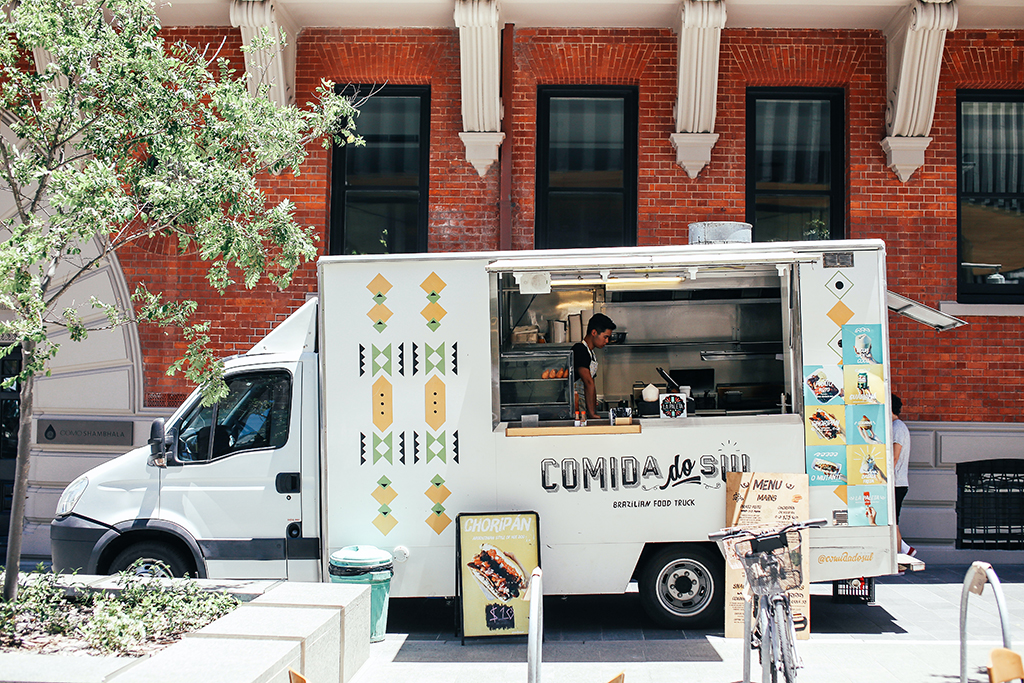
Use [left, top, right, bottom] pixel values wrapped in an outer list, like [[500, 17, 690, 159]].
[[573, 313, 616, 420]]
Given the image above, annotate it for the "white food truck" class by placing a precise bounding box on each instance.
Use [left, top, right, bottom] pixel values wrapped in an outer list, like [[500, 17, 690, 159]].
[[51, 239, 952, 626]]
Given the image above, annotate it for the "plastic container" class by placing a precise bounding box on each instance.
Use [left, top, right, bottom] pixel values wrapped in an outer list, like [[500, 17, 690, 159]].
[[328, 545, 394, 642]]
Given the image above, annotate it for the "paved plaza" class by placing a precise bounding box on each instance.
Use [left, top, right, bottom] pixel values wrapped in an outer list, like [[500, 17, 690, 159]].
[[352, 564, 1024, 683]]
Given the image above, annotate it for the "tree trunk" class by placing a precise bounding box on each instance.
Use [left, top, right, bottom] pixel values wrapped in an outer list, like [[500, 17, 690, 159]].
[[3, 340, 35, 602]]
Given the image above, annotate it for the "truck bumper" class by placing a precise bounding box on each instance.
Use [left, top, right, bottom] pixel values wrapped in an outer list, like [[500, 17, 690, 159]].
[[50, 515, 110, 574]]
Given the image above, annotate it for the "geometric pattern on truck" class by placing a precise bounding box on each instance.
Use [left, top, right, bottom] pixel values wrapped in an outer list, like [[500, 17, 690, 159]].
[[362, 271, 457, 536], [804, 264, 890, 528]]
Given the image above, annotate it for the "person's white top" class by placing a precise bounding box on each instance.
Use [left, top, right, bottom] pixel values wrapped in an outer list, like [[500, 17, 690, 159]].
[[892, 417, 911, 487]]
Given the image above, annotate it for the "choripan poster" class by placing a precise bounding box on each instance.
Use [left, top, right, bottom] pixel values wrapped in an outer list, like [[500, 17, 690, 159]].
[[456, 512, 540, 638], [724, 472, 810, 640]]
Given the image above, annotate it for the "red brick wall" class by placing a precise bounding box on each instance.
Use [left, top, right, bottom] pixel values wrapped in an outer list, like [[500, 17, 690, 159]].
[[123, 26, 1024, 423], [886, 31, 1024, 421]]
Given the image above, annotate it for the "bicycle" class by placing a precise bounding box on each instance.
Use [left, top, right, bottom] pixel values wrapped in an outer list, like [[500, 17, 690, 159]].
[[709, 519, 827, 683]]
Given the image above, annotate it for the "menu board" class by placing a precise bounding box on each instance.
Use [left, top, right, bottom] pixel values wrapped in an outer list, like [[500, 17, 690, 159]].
[[723, 472, 810, 640], [456, 512, 540, 639]]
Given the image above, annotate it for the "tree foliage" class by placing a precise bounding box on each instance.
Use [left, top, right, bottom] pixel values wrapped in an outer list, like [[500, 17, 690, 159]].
[[0, 0, 361, 599], [0, 0, 359, 400]]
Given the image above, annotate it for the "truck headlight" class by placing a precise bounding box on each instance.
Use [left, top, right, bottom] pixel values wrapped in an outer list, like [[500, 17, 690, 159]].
[[55, 477, 88, 518]]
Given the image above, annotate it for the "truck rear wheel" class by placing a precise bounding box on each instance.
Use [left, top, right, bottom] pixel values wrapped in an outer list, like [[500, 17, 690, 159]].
[[108, 542, 191, 578], [639, 545, 724, 628]]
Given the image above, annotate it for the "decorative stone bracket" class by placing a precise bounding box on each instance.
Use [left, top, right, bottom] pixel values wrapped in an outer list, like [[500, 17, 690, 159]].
[[459, 131, 506, 177], [671, 133, 721, 180], [880, 0, 958, 182], [455, 0, 503, 176], [671, 0, 726, 178], [230, 0, 298, 108], [880, 136, 933, 183]]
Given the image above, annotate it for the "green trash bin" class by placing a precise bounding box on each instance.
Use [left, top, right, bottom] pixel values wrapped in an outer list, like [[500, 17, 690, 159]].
[[328, 545, 394, 642]]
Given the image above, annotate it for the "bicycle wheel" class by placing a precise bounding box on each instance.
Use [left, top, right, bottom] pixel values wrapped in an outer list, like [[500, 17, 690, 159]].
[[773, 599, 798, 683]]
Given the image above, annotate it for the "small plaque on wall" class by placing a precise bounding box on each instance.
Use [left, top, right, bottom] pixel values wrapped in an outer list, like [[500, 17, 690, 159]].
[[37, 420, 134, 446]]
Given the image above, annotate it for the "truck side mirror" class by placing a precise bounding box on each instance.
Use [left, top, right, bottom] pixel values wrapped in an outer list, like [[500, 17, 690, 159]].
[[147, 418, 181, 468], [148, 418, 167, 468]]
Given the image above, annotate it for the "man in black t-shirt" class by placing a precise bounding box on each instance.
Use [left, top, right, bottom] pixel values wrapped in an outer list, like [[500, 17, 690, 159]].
[[572, 313, 616, 420]]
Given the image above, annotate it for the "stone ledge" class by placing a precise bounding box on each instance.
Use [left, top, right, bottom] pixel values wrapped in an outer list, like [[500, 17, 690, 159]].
[[0, 577, 371, 683]]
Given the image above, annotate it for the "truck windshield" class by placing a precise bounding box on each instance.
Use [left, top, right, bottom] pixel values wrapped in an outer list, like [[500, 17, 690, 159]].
[[177, 371, 292, 462]]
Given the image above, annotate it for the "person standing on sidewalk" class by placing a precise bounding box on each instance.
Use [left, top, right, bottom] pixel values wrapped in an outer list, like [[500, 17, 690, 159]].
[[892, 394, 915, 556]]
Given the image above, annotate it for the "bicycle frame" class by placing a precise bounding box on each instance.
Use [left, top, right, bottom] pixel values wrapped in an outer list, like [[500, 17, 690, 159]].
[[710, 519, 826, 683]]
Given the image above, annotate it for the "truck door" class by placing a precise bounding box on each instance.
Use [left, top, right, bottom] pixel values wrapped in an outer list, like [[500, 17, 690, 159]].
[[160, 367, 302, 580]]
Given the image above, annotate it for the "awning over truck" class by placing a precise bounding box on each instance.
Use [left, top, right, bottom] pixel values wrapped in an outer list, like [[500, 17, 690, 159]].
[[886, 290, 967, 332]]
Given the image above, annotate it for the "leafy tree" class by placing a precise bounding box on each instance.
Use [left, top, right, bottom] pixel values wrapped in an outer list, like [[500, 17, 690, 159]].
[[0, 0, 360, 600]]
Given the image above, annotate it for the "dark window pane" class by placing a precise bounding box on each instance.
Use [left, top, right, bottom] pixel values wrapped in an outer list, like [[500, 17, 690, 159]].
[[755, 196, 831, 242], [330, 86, 428, 256], [345, 192, 420, 255], [549, 98, 624, 188], [961, 101, 1024, 195], [347, 96, 422, 187], [755, 99, 831, 191], [958, 92, 1024, 302], [0, 399, 17, 459], [545, 193, 624, 249], [959, 198, 1024, 286]]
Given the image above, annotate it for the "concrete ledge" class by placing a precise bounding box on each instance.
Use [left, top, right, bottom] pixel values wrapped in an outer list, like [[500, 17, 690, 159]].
[[0, 652, 130, 683], [0, 577, 372, 683], [253, 581, 371, 682], [190, 605, 340, 683], [109, 636, 301, 683]]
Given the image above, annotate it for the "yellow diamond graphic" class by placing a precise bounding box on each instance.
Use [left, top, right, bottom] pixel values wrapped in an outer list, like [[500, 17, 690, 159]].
[[425, 484, 451, 505], [421, 301, 447, 323], [426, 512, 452, 535], [420, 272, 446, 295], [372, 376, 393, 432], [833, 485, 847, 504], [827, 301, 854, 327], [368, 304, 393, 325], [373, 513, 398, 535], [373, 485, 397, 506], [367, 274, 393, 296], [425, 375, 446, 431]]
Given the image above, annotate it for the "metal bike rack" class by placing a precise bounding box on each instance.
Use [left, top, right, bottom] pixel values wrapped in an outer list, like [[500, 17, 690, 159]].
[[960, 561, 1012, 683], [527, 567, 544, 683], [743, 595, 753, 683]]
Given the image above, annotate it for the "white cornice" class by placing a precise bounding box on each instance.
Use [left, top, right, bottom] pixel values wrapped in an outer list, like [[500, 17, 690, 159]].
[[229, 0, 298, 108], [672, 0, 726, 178], [455, 0, 503, 175], [880, 0, 957, 182]]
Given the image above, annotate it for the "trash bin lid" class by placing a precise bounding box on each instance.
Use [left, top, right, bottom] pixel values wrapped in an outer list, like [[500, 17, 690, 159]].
[[329, 545, 394, 572]]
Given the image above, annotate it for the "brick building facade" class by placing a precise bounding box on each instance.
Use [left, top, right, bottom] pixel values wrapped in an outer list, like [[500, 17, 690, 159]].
[[13, 0, 1024, 563]]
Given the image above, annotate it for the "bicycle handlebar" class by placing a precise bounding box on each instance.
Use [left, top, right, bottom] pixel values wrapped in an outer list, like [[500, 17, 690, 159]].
[[708, 518, 828, 543]]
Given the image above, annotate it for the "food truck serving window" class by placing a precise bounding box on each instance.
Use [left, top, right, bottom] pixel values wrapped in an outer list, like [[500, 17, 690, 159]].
[[489, 254, 808, 426]]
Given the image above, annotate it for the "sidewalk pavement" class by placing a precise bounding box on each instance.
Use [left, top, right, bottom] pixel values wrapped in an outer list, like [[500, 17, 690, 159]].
[[352, 564, 1024, 683]]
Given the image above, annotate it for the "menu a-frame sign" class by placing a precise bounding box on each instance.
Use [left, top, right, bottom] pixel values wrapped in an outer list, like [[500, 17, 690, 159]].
[[456, 511, 540, 640], [724, 472, 811, 640]]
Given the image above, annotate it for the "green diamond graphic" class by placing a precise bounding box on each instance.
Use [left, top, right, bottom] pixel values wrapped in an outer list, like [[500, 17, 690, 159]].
[[379, 504, 392, 515], [430, 474, 445, 487], [373, 292, 388, 304], [426, 319, 441, 332], [377, 475, 392, 487], [431, 503, 445, 515], [373, 320, 388, 333], [426, 291, 440, 303]]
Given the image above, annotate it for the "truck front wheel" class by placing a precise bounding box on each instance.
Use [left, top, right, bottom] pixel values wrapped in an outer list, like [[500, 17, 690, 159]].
[[108, 542, 191, 578], [639, 545, 724, 628]]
